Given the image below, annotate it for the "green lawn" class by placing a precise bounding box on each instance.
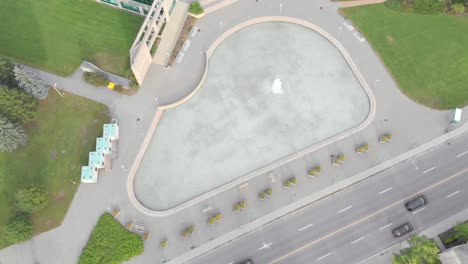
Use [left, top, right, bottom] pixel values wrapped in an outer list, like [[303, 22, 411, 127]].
[[342, 4, 468, 109], [0, 0, 143, 77], [0, 90, 108, 249]]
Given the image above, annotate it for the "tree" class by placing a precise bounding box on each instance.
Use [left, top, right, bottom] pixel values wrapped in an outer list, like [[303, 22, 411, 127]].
[[14, 66, 49, 100], [0, 117, 28, 152], [0, 58, 17, 87], [16, 185, 48, 213], [0, 87, 37, 123], [452, 3, 465, 14], [454, 222, 468, 242], [392, 235, 440, 264], [3, 214, 33, 243]]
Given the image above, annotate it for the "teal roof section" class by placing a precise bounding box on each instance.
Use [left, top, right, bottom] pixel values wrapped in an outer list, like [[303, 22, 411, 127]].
[[96, 137, 112, 154], [89, 151, 105, 168], [103, 124, 119, 140], [81, 166, 97, 183]]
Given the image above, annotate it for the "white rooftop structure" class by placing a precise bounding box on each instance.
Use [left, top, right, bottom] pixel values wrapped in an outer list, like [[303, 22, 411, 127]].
[[103, 123, 119, 140], [81, 166, 98, 183]]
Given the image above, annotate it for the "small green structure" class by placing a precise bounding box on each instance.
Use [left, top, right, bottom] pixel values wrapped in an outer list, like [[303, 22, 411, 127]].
[[81, 166, 98, 183], [103, 123, 119, 141], [89, 152, 105, 169], [96, 137, 112, 154]]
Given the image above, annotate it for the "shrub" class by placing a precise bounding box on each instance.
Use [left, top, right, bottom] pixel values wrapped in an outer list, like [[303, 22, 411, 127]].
[[452, 3, 465, 14], [412, 0, 446, 13], [14, 66, 49, 100], [455, 222, 468, 242], [0, 58, 17, 87], [16, 185, 48, 213], [265, 188, 273, 195], [83, 72, 109, 87], [0, 117, 28, 152], [0, 87, 38, 123], [78, 213, 144, 264], [189, 2, 204, 14], [3, 214, 33, 244]]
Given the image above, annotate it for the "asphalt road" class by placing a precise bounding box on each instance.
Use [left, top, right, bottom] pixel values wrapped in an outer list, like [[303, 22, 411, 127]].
[[189, 132, 468, 264]]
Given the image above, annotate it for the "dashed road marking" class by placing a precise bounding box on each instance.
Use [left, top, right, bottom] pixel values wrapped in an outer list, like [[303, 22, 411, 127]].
[[350, 236, 365, 244], [423, 167, 436, 174], [457, 150, 468, 158], [298, 223, 314, 232], [317, 253, 331, 261], [378, 223, 392, 230], [378, 187, 392, 195], [447, 190, 460, 198], [412, 207, 426, 214], [338, 206, 353, 213]]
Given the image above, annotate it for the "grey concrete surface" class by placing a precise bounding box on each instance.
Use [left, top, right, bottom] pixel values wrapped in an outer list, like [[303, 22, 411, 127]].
[[134, 21, 370, 210], [189, 132, 468, 264], [1, 0, 467, 263]]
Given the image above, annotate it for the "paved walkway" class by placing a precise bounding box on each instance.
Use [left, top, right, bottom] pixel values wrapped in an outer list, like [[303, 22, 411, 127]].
[[1, 0, 467, 263], [340, 0, 386, 8]]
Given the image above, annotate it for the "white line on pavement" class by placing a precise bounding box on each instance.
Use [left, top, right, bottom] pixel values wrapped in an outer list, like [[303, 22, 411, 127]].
[[358, 243, 400, 263], [378, 223, 393, 230], [378, 187, 393, 195], [338, 205, 353, 213], [227, 262, 234, 264], [316, 253, 331, 261], [350, 236, 365, 244], [409, 159, 418, 170], [422, 166, 436, 174], [412, 207, 426, 214], [298, 223, 314, 231], [457, 150, 468, 158], [447, 190, 460, 198]]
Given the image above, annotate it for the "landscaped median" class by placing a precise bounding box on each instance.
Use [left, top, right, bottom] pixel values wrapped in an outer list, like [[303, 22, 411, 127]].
[[79, 213, 144, 264], [341, 3, 468, 109]]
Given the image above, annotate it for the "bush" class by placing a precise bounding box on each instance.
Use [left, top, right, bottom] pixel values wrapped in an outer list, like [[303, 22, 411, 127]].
[[83, 72, 109, 87], [0, 58, 17, 87], [79, 213, 144, 264], [189, 2, 204, 15], [452, 3, 465, 14], [3, 214, 33, 244], [14, 66, 49, 100], [0, 87, 38, 123], [0, 117, 28, 152], [16, 185, 48, 213], [386, 0, 446, 13]]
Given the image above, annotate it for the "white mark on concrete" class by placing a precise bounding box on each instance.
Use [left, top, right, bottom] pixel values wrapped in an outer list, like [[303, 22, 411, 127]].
[[457, 150, 468, 158], [447, 190, 460, 198], [412, 207, 426, 214], [378, 187, 392, 195], [258, 242, 272, 251], [350, 236, 365, 244], [271, 78, 283, 94], [378, 223, 393, 231], [338, 205, 353, 213], [317, 253, 331, 261], [298, 223, 314, 232], [422, 166, 436, 174], [409, 159, 418, 170]]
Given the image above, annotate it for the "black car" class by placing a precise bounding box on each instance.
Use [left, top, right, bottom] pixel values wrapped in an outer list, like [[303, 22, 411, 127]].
[[392, 223, 414, 238], [405, 195, 428, 211]]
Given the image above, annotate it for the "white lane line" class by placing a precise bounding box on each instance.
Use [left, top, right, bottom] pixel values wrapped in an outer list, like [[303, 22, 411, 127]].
[[338, 205, 353, 213], [410, 159, 418, 170], [378, 187, 392, 195], [422, 166, 436, 174], [412, 207, 426, 214], [298, 223, 314, 231], [447, 190, 460, 198], [378, 223, 393, 230], [457, 150, 468, 158], [227, 262, 234, 264], [316, 253, 331, 261], [358, 243, 400, 263], [350, 236, 365, 244]]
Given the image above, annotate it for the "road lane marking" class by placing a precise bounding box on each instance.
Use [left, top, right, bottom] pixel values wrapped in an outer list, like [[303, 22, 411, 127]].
[[258, 242, 272, 251], [338, 206, 353, 213], [298, 223, 314, 231], [227, 262, 234, 264], [316, 253, 331, 261], [268, 168, 468, 264], [378, 223, 392, 230], [447, 190, 460, 198], [412, 207, 426, 214], [350, 236, 365, 244], [378, 187, 392, 195], [457, 150, 468, 158], [358, 243, 400, 263], [409, 159, 418, 170], [422, 167, 436, 174]]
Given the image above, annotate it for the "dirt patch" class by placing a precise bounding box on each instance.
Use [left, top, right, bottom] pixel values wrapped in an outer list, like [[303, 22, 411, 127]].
[[386, 34, 395, 45], [169, 16, 198, 66], [55, 190, 65, 201], [93, 52, 127, 76]]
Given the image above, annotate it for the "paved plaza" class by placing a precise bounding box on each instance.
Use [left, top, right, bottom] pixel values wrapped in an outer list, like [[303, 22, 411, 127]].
[[0, 0, 467, 263], [134, 22, 370, 210]]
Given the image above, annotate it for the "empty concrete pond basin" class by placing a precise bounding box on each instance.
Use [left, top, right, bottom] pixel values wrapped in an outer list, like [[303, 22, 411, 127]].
[[133, 21, 371, 211]]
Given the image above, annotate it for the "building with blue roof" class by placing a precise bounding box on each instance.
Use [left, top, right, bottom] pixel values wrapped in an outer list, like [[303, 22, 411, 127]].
[[103, 123, 119, 141], [96, 137, 112, 154], [89, 151, 105, 169], [81, 166, 98, 183]]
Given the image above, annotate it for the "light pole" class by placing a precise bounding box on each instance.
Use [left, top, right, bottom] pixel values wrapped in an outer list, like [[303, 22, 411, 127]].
[[337, 26, 343, 39], [280, 3, 283, 15], [372, 79, 380, 89], [154, 97, 159, 106], [220, 21, 223, 33]]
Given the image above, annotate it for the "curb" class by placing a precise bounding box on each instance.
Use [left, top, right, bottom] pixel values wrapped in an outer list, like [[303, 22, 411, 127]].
[[168, 121, 468, 264], [126, 16, 377, 217]]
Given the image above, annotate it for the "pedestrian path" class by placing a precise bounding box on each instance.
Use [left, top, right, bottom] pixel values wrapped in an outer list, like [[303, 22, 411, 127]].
[[340, 0, 386, 8]]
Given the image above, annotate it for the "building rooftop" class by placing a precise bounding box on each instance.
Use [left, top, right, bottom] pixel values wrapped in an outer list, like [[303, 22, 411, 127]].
[[96, 137, 111, 153], [89, 151, 105, 168], [81, 166, 97, 183], [103, 123, 119, 140]]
